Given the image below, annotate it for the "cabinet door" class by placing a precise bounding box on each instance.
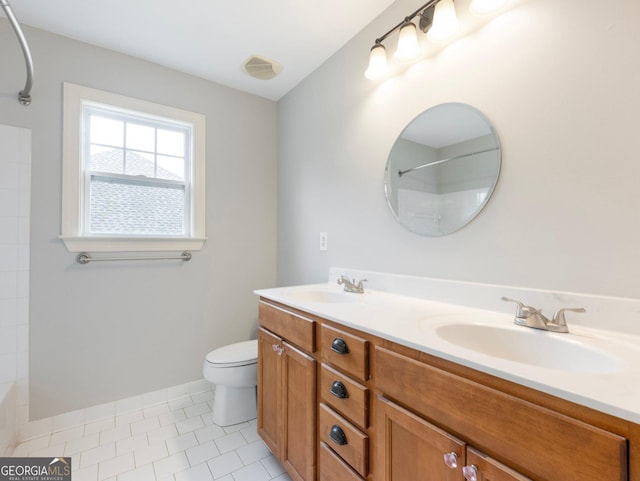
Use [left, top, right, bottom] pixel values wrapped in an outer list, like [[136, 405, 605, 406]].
[[376, 396, 465, 481], [282, 341, 317, 481], [257, 327, 282, 457], [463, 447, 532, 481]]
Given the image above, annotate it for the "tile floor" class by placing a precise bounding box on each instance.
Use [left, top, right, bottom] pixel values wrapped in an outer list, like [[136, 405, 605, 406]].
[[11, 390, 292, 481]]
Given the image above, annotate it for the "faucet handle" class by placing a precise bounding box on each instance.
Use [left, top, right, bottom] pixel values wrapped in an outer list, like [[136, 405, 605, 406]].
[[552, 307, 586, 326], [501, 297, 537, 318]]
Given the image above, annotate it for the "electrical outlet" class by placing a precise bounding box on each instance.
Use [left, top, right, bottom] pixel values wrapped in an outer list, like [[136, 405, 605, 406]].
[[320, 232, 328, 251]]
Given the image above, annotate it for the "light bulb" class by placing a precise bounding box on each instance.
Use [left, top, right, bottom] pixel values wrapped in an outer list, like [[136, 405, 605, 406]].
[[427, 0, 459, 41], [364, 44, 388, 80], [469, 0, 507, 15], [393, 21, 420, 62]]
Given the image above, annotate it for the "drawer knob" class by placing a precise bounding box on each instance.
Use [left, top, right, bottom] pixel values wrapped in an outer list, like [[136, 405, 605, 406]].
[[331, 337, 350, 355], [462, 465, 479, 481], [330, 381, 349, 399], [329, 424, 348, 446], [443, 452, 458, 469]]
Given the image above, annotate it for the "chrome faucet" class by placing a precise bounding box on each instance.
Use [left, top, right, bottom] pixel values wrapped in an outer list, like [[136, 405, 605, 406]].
[[501, 297, 585, 333], [337, 275, 367, 293]]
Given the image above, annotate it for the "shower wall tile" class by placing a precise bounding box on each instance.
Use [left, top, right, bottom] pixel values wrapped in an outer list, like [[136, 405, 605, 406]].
[[0, 123, 31, 455], [0, 245, 19, 272], [17, 217, 29, 245], [0, 298, 17, 327], [0, 272, 18, 300], [0, 354, 17, 384], [0, 217, 18, 244], [0, 189, 18, 217], [0, 162, 20, 190], [0, 326, 17, 355]]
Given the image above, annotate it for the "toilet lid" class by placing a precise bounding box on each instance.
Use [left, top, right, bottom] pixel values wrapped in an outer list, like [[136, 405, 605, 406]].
[[205, 339, 258, 366]]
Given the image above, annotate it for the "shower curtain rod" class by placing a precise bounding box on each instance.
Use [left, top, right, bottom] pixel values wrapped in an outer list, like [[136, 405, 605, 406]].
[[398, 147, 499, 177], [1, 0, 34, 105]]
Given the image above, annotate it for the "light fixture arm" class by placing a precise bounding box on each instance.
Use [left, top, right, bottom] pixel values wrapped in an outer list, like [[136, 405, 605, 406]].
[[372, 0, 440, 44]]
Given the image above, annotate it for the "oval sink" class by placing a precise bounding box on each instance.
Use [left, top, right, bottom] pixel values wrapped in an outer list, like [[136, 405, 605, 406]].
[[435, 323, 620, 373], [287, 287, 363, 304]]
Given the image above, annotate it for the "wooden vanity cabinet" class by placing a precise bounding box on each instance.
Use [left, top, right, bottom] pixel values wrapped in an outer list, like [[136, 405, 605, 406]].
[[374, 345, 627, 481], [257, 298, 635, 481], [257, 302, 316, 481]]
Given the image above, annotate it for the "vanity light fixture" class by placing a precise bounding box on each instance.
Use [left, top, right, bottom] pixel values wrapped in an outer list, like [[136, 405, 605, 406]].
[[365, 0, 507, 80], [426, 0, 459, 41], [364, 44, 389, 80], [393, 21, 420, 62]]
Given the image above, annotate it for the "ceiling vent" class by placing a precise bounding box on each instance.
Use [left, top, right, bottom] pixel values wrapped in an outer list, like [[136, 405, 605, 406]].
[[242, 55, 283, 80]]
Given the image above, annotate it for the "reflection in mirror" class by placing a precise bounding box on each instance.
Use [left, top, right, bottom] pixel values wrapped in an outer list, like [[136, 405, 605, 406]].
[[384, 103, 501, 236]]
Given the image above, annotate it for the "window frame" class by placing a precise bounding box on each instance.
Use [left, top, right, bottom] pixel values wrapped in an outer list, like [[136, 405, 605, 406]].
[[60, 82, 207, 253]]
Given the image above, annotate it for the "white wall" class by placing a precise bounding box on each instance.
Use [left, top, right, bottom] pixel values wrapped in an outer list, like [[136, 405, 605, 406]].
[[0, 124, 30, 453], [0, 21, 277, 420], [277, 0, 640, 303]]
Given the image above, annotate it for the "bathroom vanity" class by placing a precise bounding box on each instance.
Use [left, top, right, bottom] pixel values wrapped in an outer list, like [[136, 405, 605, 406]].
[[255, 273, 640, 481]]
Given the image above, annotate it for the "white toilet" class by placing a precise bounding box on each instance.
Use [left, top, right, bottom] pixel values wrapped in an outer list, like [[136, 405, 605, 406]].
[[203, 339, 258, 426]]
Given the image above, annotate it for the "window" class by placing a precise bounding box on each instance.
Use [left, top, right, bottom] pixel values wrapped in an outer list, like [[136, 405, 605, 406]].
[[61, 83, 206, 252]]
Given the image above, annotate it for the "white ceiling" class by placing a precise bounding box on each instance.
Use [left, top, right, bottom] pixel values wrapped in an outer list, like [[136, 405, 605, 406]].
[[1, 0, 396, 101]]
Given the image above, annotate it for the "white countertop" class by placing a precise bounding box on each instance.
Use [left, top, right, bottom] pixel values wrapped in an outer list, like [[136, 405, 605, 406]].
[[255, 282, 640, 424]]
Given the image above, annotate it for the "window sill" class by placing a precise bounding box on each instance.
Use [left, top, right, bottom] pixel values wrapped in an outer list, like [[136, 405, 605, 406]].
[[59, 236, 207, 253]]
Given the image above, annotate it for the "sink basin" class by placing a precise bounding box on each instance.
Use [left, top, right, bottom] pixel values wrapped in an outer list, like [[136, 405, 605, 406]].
[[435, 323, 620, 373], [286, 287, 363, 304]]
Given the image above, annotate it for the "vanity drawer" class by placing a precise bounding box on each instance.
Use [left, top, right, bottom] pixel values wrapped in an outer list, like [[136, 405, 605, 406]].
[[319, 403, 368, 478], [319, 324, 368, 382], [320, 363, 368, 430], [374, 346, 627, 481], [319, 441, 365, 481], [258, 300, 315, 353]]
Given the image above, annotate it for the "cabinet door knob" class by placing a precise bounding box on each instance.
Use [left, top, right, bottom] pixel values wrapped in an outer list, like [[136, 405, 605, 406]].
[[443, 452, 458, 469], [462, 465, 479, 481], [330, 381, 349, 399], [331, 337, 350, 355], [329, 424, 348, 446], [271, 344, 284, 356]]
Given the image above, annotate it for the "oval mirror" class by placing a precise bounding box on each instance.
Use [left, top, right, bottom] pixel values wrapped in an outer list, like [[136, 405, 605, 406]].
[[384, 103, 501, 236]]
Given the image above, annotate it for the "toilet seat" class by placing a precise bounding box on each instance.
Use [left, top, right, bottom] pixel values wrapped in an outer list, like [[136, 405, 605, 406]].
[[205, 339, 257, 368]]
